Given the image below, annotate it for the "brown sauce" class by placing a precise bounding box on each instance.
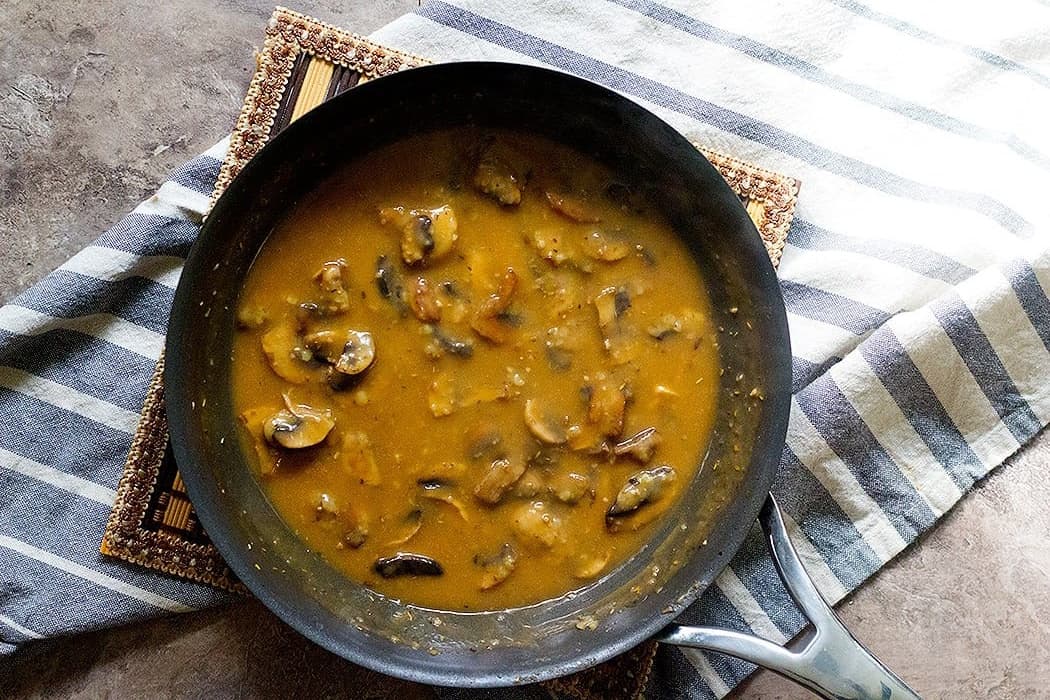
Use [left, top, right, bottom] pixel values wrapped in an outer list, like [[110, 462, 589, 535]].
[[230, 129, 720, 610]]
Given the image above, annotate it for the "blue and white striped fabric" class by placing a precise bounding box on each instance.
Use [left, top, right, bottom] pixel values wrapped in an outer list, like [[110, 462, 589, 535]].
[[3, 1, 1050, 696]]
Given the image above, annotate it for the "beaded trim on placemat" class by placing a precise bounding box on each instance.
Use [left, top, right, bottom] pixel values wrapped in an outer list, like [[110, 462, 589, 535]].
[[101, 6, 800, 698]]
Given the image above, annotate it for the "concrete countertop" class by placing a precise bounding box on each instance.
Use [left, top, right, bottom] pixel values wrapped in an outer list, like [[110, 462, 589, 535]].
[[2, 2, 1049, 697]]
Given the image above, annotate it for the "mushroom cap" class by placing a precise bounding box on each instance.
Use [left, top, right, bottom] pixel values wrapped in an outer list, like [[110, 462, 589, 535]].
[[334, 330, 376, 375], [263, 404, 335, 449]]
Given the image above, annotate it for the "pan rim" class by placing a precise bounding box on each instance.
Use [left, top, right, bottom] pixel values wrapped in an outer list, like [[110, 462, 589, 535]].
[[166, 60, 790, 687]]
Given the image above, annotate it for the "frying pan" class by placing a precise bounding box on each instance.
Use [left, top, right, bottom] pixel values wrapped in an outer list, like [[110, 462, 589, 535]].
[[166, 62, 919, 699]]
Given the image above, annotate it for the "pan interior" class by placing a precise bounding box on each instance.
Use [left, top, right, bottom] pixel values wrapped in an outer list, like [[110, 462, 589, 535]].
[[166, 62, 790, 686]]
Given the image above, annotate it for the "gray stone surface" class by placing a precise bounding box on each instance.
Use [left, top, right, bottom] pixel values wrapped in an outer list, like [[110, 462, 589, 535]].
[[2, 2, 1049, 699]]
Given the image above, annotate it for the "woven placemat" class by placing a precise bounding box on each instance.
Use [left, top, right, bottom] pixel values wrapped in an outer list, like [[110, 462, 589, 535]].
[[101, 7, 800, 697]]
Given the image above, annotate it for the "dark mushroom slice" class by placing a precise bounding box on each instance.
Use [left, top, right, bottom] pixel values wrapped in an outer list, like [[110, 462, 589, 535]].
[[474, 543, 518, 590], [262, 395, 335, 449], [614, 288, 632, 316], [312, 259, 351, 313], [473, 457, 527, 505], [374, 255, 408, 314], [613, 427, 661, 463], [605, 465, 677, 525], [374, 553, 444, 578]]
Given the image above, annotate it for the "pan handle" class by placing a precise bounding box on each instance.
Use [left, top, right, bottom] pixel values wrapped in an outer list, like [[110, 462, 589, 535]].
[[654, 494, 921, 700]]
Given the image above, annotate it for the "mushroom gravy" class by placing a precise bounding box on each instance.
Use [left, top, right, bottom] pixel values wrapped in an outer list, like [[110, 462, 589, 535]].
[[231, 129, 721, 610]]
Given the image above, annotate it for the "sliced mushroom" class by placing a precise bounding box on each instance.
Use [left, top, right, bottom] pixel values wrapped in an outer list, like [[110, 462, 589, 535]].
[[548, 471, 592, 505], [263, 395, 335, 449], [404, 212, 435, 264], [426, 206, 458, 258], [471, 268, 519, 343], [334, 330, 376, 376], [420, 486, 471, 521], [647, 313, 683, 340], [341, 522, 369, 549], [613, 427, 661, 463], [605, 465, 677, 525], [385, 509, 423, 547], [313, 492, 339, 521], [466, 427, 502, 460], [416, 460, 467, 486], [302, 329, 341, 360], [375, 255, 408, 314], [573, 551, 610, 579], [341, 431, 380, 485], [425, 325, 475, 359], [594, 286, 643, 364], [523, 399, 568, 445], [428, 373, 456, 417], [312, 260, 351, 313], [614, 288, 632, 315], [594, 287, 621, 336], [236, 306, 269, 329], [313, 493, 370, 549], [511, 501, 565, 549], [474, 543, 518, 590], [380, 205, 458, 265], [411, 276, 442, 322], [473, 147, 523, 205], [304, 328, 376, 382], [581, 230, 631, 262], [545, 191, 601, 223], [260, 322, 313, 384], [588, 380, 627, 438], [474, 457, 526, 505], [524, 227, 571, 267], [544, 344, 573, 372], [374, 553, 444, 578], [459, 383, 511, 408], [513, 469, 546, 498], [238, 407, 278, 475]]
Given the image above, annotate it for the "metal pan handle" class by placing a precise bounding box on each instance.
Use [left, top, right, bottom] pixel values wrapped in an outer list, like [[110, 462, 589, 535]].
[[655, 494, 921, 700]]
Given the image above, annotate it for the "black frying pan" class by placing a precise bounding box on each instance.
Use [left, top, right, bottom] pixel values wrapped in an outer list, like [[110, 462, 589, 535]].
[[166, 62, 918, 699]]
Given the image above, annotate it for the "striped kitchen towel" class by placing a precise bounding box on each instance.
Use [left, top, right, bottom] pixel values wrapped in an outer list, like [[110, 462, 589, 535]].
[[3, 1, 1050, 697]]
